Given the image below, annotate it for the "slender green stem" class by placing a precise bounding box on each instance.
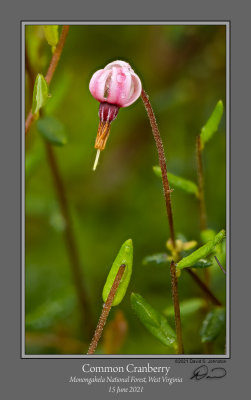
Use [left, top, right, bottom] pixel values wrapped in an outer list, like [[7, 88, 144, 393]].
[[87, 264, 126, 355], [141, 89, 176, 248], [170, 261, 184, 354], [45, 142, 94, 339], [25, 25, 70, 135]]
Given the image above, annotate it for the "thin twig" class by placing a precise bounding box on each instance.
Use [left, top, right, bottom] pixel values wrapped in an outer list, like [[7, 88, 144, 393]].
[[87, 264, 126, 355], [45, 143, 94, 338], [186, 269, 222, 306], [214, 256, 226, 274], [25, 25, 70, 135], [170, 261, 184, 354], [141, 89, 176, 248]]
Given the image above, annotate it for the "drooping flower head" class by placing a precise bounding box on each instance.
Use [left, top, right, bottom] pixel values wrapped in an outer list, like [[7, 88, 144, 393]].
[[89, 60, 142, 170]]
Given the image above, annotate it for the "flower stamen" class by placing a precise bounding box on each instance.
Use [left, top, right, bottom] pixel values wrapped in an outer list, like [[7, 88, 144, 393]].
[[95, 120, 111, 150], [93, 149, 101, 171]]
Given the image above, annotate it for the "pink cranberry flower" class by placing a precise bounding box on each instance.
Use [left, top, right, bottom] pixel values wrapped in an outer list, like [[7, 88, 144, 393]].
[[89, 60, 142, 170]]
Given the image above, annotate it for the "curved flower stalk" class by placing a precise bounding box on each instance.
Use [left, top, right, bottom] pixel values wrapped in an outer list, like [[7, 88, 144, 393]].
[[89, 59, 183, 352], [89, 60, 142, 170]]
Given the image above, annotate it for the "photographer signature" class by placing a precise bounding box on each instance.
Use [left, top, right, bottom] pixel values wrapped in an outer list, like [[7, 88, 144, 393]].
[[190, 365, 226, 380]]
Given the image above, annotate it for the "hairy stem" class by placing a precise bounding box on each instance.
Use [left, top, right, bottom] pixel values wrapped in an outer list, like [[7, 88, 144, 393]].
[[87, 264, 126, 355], [25, 25, 70, 135], [170, 261, 184, 354], [186, 269, 222, 306], [141, 89, 175, 248], [45, 142, 94, 338]]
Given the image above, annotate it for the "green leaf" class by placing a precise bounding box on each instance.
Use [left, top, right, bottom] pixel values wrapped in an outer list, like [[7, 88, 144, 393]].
[[200, 100, 224, 147], [143, 253, 168, 265], [102, 239, 133, 306], [36, 116, 68, 146], [43, 25, 59, 48], [163, 298, 207, 318], [200, 307, 226, 343], [177, 229, 225, 269], [32, 74, 49, 115], [191, 259, 213, 269], [131, 293, 176, 348], [153, 166, 199, 197]]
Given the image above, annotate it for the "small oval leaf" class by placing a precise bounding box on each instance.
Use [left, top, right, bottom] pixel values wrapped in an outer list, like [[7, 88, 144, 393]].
[[200, 100, 224, 147], [32, 74, 49, 115], [36, 116, 68, 146], [153, 166, 199, 197], [143, 253, 169, 265], [177, 229, 225, 269], [43, 25, 59, 48], [131, 293, 176, 348], [102, 239, 133, 306], [200, 307, 225, 343]]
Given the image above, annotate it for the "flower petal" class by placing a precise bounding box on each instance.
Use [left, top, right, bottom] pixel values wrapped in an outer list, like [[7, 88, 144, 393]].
[[89, 69, 111, 102], [89, 60, 142, 108], [107, 67, 132, 106], [104, 60, 132, 71], [121, 72, 142, 107]]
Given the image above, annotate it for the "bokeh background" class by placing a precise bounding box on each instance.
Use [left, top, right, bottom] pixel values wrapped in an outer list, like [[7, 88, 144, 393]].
[[25, 24, 226, 355]]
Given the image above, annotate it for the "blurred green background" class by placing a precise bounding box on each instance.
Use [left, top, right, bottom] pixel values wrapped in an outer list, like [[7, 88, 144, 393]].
[[25, 24, 226, 355]]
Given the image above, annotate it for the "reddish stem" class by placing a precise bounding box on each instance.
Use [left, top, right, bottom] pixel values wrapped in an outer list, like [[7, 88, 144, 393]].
[[87, 264, 126, 355], [141, 89, 175, 248], [170, 261, 184, 354]]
